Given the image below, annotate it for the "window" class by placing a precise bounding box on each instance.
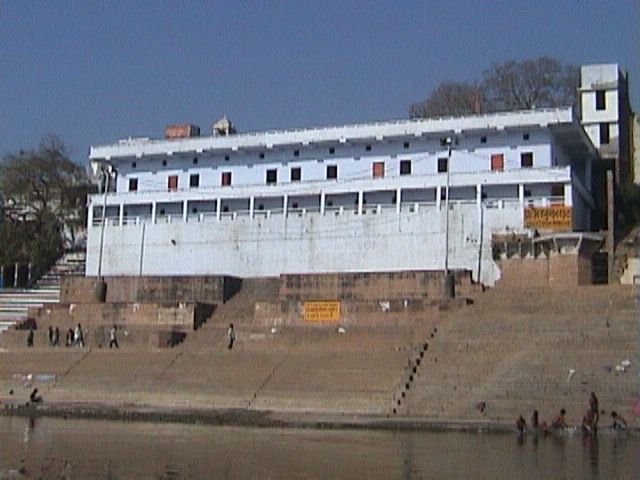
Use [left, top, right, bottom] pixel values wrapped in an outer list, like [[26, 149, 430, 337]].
[[128, 178, 138, 192], [400, 160, 412, 175], [192, 157, 198, 165], [259, 152, 265, 159], [523, 133, 530, 141], [291, 167, 301, 182], [599, 123, 610, 144], [595, 90, 606, 110], [162, 160, 167, 167], [326, 165, 338, 179], [189, 174, 199, 188], [491, 154, 504, 171], [224, 155, 230, 161], [403, 142, 410, 149], [520, 152, 533, 168], [168, 175, 178, 191], [551, 183, 564, 197], [372, 162, 385, 178], [437, 157, 448, 173], [480, 136, 487, 144], [266, 169, 277, 184], [365, 144, 372, 151], [293, 149, 299, 157], [131, 162, 137, 169], [221, 171, 232, 186], [329, 147, 335, 155]]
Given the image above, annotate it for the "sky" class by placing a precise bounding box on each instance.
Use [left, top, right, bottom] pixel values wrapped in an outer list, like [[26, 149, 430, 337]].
[[1, 1, 638, 165]]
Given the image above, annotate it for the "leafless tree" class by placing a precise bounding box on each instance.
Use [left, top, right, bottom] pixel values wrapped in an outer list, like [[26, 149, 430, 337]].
[[410, 82, 485, 118]]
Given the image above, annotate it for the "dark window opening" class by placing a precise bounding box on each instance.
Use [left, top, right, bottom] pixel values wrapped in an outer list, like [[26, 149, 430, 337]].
[[222, 206, 229, 212], [192, 157, 198, 165], [291, 167, 301, 182], [259, 152, 265, 159], [599, 123, 610, 144], [128, 178, 138, 192], [480, 136, 487, 143], [403, 142, 410, 149], [326, 165, 338, 179], [551, 184, 564, 197], [266, 169, 277, 184], [524, 189, 532, 197], [159, 208, 165, 215], [224, 155, 230, 161], [595, 90, 606, 110], [257, 204, 264, 210], [221, 171, 232, 186], [162, 159, 167, 166], [523, 133, 530, 141], [400, 160, 412, 175], [437, 157, 448, 173], [168, 175, 178, 191], [293, 149, 299, 157], [132, 162, 137, 169], [329, 147, 335, 155], [189, 174, 199, 188], [365, 144, 372, 151], [326, 200, 333, 207], [520, 152, 533, 168], [291, 202, 299, 209], [192, 207, 198, 213]]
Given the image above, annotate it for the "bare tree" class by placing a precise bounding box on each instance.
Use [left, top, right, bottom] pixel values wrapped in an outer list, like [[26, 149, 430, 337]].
[[410, 82, 484, 118], [482, 57, 579, 111], [410, 57, 579, 118]]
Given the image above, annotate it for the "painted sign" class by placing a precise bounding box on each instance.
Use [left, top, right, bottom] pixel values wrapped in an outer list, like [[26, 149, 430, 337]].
[[303, 301, 341, 323], [524, 206, 572, 231]]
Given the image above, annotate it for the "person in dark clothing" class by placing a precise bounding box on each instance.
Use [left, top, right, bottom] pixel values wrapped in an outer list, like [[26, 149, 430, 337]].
[[589, 392, 599, 429], [531, 410, 540, 430], [48, 326, 54, 346], [66, 328, 74, 347], [29, 388, 42, 403], [516, 415, 527, 434], [27, 329, 34, 348], [551, 408, 568, 429], [227, 323, 235, 350], [53, 326, 60, 346]]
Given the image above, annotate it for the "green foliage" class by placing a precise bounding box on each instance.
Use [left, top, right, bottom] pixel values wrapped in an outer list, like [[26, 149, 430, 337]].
[[616, 181, 640, 229]]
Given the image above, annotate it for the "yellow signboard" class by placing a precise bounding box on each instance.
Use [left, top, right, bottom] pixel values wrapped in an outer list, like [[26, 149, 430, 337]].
[[524, 206, 572, 231], [303, 301, 341, 323]]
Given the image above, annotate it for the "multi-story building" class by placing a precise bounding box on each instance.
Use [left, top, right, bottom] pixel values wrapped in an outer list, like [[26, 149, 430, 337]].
[[86, 107, 597, 285]]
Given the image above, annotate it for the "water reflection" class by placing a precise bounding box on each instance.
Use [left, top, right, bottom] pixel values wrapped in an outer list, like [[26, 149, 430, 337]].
[[0, 416, 637, 479]]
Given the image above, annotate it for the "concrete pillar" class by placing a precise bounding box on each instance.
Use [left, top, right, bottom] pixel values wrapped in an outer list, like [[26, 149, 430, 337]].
[[249, 196, 255, 219], [436, 186, 442, 209], [87, 204, 94, 227], [607, 171, 615, 284], [396, 188, 402, 214], [563, 183, 572, 207], [151, 202, 157, 224], [358, 191, 364, 215], [183, 200, 188, 222], [216, 198, 222, 220], [283, 195, 288, 218], [118, 204, 124, 226], [320, 191, 326, 215], [518, 184, 525, 207]]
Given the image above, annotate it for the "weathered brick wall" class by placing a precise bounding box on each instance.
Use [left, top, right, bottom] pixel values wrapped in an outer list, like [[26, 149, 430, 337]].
[[497, 253, 593, 289], [279, 270, 478, 302], [35, 302, 198, 329], [61, 276, 241, 304]]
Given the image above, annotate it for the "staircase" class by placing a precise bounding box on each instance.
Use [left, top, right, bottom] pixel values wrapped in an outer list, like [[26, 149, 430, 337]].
[[0, 250, 86, 331]]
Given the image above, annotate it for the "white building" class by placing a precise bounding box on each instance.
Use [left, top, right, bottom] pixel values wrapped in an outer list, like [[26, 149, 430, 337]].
[[579, 63, 632, 184], [86, 107, 597, 285]]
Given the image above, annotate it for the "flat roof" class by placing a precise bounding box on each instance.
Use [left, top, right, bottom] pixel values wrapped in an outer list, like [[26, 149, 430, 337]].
[[90, 107, 586, 161]]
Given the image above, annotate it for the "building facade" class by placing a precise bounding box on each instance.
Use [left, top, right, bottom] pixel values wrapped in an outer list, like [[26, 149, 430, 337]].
[[86, 107, 597, 285]]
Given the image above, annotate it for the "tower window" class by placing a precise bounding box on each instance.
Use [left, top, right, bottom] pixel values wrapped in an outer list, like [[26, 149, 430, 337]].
[[266, 169, 277, 184], [595, 90, 606, 110], [128, 178, 138, 192], [520, 152, 533, 168], [372, 162, 385, 178], [437, 157, 448, 173], [293, 149, 300, 157], [400, 160, 412, 175], [329, 147, 335, 155], [326, 165, 338, 179], [189, 174, 199, 188], [403, 142, 410, 149], [221, 171, 232, 186], [168, 175, 178, 191], [291, 167, 301, 182], [599, 123, 610, 144], [192, 157, 198, 165]]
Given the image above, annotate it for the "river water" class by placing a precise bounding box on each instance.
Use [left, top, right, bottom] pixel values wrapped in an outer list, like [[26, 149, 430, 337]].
[[0, 416, 637, 479]]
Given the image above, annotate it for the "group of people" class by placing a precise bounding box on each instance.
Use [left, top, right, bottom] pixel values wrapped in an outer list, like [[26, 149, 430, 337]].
[[26, 324, 86, 348], [516, 392, 628, 435]]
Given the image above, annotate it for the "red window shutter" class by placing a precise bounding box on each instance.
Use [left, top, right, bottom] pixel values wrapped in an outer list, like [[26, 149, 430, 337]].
[[491, 154, 504, 171], [168, 175, 178, 191], [372, 162, 385, 178]]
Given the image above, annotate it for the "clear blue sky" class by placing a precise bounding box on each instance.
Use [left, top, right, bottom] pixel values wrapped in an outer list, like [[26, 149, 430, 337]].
[[1, 1, 638, 164]]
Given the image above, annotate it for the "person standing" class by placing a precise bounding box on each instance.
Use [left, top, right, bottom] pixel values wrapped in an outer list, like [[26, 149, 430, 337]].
[[109, 325, 119, 349], [589, 392, 599, 429], [27, 328, 34, 348], [74, 323, 85, 348], [227, 323, 235, 350], [53, 326, 60, 346], [48, 326, 54, 346]]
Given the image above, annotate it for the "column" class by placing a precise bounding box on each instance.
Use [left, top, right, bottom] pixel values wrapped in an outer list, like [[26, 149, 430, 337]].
[[564, 183, 572, 207], [119, 204, 124, 226], [396, 188, 402, 214], [151, 202, 157, 224], [216, 198, 222, 220], [283, 194, 288, 218], [357, 191, 364, 215], [518, 184, 525, 208], [183, 200, 188, 222], [249, 196, 255, 219], [320, 191, 326, 215], [87, 204, 94, 227], [436, 186, 442, 209]]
